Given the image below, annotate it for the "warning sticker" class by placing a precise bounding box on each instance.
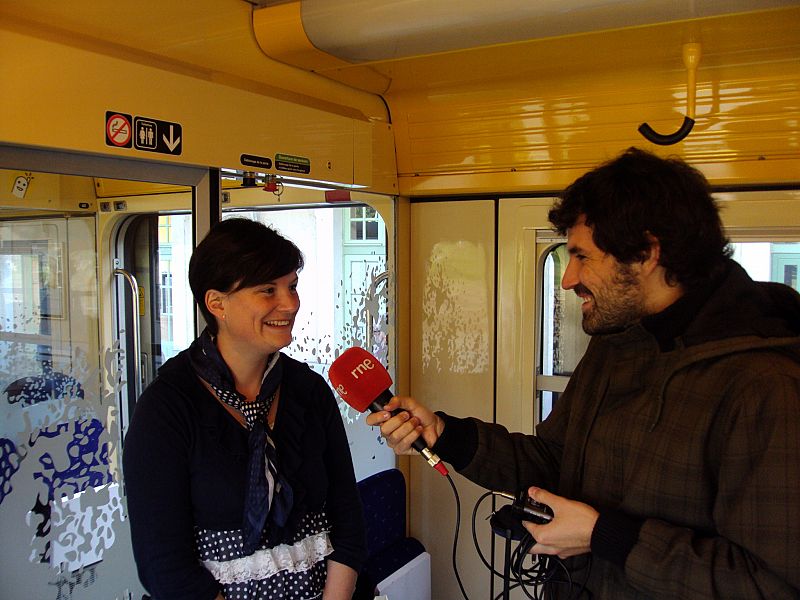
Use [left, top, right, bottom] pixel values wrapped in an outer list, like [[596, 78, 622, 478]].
[[275, 153, 311, 174], [105, 112, 133, 148]]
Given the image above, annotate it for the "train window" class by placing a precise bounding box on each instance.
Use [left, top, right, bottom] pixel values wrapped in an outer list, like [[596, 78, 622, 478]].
[[538, 243, 590, 420], [541, 244, 590, 378], [537, 240, 800, 422], [348, 205, 384, 242], [731, 242, 800, 293], [229, 208, 393, 481], [151, 215, 193, 363], [0, 218, 95, 397], [156, 215, 194, 360], [1, 236, 60, 332]]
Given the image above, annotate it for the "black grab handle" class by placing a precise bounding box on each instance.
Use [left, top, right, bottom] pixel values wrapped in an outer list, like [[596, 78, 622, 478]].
[[638, 115, 695, 146]]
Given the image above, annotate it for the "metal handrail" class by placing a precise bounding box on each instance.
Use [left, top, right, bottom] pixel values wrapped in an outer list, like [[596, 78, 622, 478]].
[[114, 268, 142, 400]]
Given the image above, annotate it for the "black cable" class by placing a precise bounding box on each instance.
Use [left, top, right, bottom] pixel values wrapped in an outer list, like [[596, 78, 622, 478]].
[[445, 472, 471, 600], [444, 476, 592, 600], [471, 491, 508, 578], [510, 535, 562, 600], [470, 490, 591, 600]]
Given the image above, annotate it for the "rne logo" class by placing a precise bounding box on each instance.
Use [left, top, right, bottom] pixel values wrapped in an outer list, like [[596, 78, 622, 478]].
[[349, 359, 374, 379]]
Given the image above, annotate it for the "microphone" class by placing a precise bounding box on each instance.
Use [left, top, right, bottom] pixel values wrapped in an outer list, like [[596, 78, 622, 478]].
[[328, 347, 449, 476]]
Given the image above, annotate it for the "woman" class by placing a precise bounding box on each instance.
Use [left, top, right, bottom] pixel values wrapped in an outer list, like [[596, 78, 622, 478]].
[[123, 218, 366, 600]]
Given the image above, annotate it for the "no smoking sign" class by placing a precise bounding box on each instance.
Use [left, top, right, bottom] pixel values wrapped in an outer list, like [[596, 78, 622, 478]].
[[105, 111, 133, 148]]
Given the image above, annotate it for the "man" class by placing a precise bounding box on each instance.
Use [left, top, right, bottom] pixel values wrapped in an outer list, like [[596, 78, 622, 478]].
[[368, 148, 800, 598]]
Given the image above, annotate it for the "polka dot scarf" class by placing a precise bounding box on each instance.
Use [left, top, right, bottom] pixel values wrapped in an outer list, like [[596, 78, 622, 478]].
[[189, 329, 294, 555]]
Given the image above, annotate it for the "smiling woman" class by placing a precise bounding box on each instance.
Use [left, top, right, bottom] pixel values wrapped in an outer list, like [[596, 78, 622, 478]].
[[208, 271, 301, 374], [122, 218, 367, 600]]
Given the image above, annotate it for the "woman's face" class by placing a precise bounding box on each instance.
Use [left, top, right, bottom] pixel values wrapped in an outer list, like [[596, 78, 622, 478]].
[[216, 270, 300, 357]]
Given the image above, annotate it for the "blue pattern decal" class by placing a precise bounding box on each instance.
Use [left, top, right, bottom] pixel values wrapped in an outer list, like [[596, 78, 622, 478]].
[[0, 437, 22, 506], [31, 419, 112, 501]]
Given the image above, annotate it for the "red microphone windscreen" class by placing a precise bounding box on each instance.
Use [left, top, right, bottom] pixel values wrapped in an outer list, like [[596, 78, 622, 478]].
[[328, 347, 393, 412]]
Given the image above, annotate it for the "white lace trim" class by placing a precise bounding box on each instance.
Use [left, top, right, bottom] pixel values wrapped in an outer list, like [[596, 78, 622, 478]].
[[203, 531, 333, 584]]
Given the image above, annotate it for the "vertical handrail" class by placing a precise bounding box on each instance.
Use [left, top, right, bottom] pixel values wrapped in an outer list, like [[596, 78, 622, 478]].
[[114, 268, 142, 400]]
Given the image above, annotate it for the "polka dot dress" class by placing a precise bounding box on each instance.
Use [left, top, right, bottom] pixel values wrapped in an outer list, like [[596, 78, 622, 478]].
[[196, 510, 332, 599]]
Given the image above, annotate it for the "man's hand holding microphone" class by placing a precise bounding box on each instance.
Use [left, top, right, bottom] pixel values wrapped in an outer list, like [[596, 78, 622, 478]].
[[328, 346, 598, 558], [365, 395, 444, 457]]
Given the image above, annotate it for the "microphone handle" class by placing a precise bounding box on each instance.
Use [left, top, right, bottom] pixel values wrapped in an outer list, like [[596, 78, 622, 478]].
[[367, 389, 396, 413], [367, 389, 448, 475]]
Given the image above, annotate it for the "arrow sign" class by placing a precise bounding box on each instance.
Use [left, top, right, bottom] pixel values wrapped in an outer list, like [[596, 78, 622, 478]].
[[163, 125, 181, 152]]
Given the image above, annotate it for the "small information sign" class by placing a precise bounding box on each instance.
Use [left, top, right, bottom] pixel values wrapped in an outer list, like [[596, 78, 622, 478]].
[[275, 153, 311, 174]]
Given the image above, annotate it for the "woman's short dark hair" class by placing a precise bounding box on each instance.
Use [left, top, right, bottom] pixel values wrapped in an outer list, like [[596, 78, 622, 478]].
[[188, 218, 304, 334], [548, 147, 731, 290]]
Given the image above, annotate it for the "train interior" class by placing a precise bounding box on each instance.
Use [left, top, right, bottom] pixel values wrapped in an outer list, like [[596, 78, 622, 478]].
[[1, 1, 799, 598]]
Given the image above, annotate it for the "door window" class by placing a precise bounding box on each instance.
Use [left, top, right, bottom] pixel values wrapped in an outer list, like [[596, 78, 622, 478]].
[[0, 155, 205, 599], [225, 208, 393, 481], [119, 204, 395, 482], [0, 187, 142, 599]]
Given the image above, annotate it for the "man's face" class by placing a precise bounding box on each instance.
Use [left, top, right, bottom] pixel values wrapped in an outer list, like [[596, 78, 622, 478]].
[[562, 217, 646, 335]]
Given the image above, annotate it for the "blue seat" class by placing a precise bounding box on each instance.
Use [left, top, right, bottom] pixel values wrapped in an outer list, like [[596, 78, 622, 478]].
[[354, 468, 426, 599]]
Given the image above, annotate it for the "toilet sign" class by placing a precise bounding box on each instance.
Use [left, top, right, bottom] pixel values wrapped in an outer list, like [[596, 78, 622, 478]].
[[133, 116, 182, 155]]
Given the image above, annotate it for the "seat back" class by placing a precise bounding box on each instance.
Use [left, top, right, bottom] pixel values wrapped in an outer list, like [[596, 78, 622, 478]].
[[355, 468, 427, 599], [358, 468, 407, 556]]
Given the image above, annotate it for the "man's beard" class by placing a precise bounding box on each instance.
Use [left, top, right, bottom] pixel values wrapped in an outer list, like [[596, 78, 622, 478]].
[[579, 263, 645, 335]]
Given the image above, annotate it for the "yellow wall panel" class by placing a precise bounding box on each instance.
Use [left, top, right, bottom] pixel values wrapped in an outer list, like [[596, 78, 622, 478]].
[[0, 28, 397, 194], [409, 199, 496, 599]]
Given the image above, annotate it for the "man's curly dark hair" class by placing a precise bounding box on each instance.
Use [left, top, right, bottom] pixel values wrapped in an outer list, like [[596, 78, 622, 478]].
[[548, 147, 731, 290]]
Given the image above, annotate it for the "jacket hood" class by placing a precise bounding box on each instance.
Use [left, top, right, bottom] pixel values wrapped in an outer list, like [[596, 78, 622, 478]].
[[644, 259, 800, 432], [682, 258, 800, 347]]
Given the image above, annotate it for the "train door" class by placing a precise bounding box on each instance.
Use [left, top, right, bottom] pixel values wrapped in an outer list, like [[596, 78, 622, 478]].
[[112, 212, 194, 440], [496, 197, 577, 437], [0, 145, 208, 600]]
